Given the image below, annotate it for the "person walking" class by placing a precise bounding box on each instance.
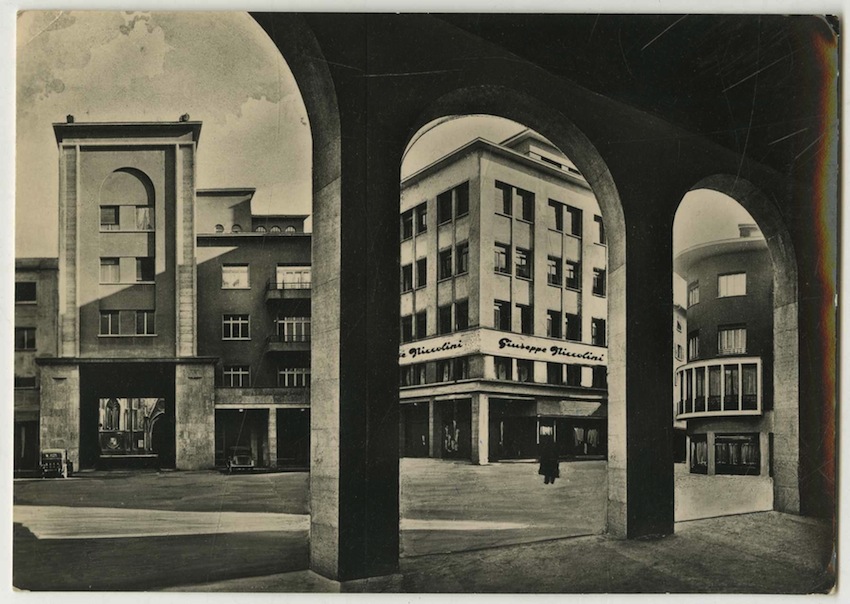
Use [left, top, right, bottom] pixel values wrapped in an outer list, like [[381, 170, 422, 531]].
[[538, 434, 560, 484]]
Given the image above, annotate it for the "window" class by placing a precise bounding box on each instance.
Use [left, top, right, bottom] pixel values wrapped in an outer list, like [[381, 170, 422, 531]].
[[270, 226, 281, 233], [546, 310, 562, 338], [687, 282, 700, 307], [437, 359, 454, 382], [675, 344, 684, 361], [591, 318, 606, 346], [495, 357, 512, 380], [15, 327, 36, 349], [592, 268, 606, 296], [14, 376, 37, 389], [232, 224, 242, 233], [566, 205, 583, 237], [100, 206, 119, 230], [276, 316, 311, 342], [494, 243, 510, 274], [548, 200, 563, 231], [214, 224, 224, 233], [99, 311, 120, 336], [438, 249, 453, 280], [100, 258, 120, 283], [566, 364, 582, 386], [456, 242, 469, 275], [223, 366, 250, 388], [676, 320, 682, 333], [690, 434, 708, 474], [515, 248, 532, 279], [135, 311, 155, 335], [495, 181, 512, 215], [519, 189, 534, 222], [415, 203, 428, 233], [401, 316, 414, 343], [415, 311, 427, 340], [565, 260, 581, 290], [136, 206, 154, 230], [592, 366, 607, 388], [455, 300, 469, 331], [518, 304, 533, 334], [454, 357, 470, 380], [517, 359, 534, 382], [688, 331, 700, 360], [565, 313, 581, 341], [494, 300, 511, 331], [715, 434, 760, 475], [401, 209, 414, 240], [547, 256, 562, 286], [401, 264, 414, 292], [437, 190, 453, 224], [724, 365, 740, 410], [284, 226, 296, 234], [594, 215, 606, 244], [718, 273, 747, 297], [401, 364, 426, 387], [438, 305, 453, 335], [455, 182, 469, 217], [278, 367, 310, 388], [708, 365, 722, 411], [275, 266, 311, 289], [416, 258, 427, 288], [718, 326, 747, 355], [255, 225, 267, 233], [221, 264, 249, 289], [222, 314, 250, 340], [547, 362, 563, 385], [136, 257, 155, 282], [694, 368, 706, 411], [15, 282, 36, 304]]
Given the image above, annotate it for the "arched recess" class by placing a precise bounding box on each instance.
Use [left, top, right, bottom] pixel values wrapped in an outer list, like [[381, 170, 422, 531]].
[[99, 167, 155, 206], [683, 174, 800, 514], [407, 85, 630, 536]]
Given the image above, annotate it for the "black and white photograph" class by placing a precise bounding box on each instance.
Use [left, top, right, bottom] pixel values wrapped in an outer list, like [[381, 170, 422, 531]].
[[8, 6, 840, 596]]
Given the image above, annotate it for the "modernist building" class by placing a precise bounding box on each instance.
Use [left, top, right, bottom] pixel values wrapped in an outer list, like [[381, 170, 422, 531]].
[[34, 119, 311, 471], [14, 258, 59, 474], [673, 225, 773, 483], [672, 303, 688, 462], [399, 130, 608, 464]]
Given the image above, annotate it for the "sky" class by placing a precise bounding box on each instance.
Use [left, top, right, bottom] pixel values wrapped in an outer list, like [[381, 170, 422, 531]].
[[16, 11, 311, 258]]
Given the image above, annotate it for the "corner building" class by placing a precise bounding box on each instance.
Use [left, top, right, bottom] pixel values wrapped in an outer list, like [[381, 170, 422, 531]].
[[399, 130, 608, 464]]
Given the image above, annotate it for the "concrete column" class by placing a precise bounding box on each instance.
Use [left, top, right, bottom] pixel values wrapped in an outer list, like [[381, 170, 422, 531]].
[[38, 362, 81, 471], [429, 400, 442, 458], [174, 362, 215, 470], [772, 301, 800, 513], [471, 394, 489, 465], [268, 408, 277, 468], [707, 432, 716, 476]]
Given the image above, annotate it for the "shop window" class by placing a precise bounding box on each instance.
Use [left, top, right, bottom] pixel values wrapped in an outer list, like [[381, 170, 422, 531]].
[[401, 316, 414, 343], [278, 367, 310, 388], [687, 281, 700, 307], [136, 257, 155, 282], [592, 268, 606, 296], [515, 247, 532, 279], [547, 200, 563, 231], [517, 359, 534, 382], [688, 331, 700, 361], [100, 206, 119, 230], [566, 205, 583, 237], [104, 398, 121, 430], [100, 257, 120, 284], [415, 311, 427, 340], [438, 305, 453, 335], [135, 206, 154, 230], [14, 376, 37, 389], [715, 433, 760, 475], [455, 300, 469, 331], [718, 325, 747, 355], [437, 190, 453, 224], [454, 357, 470, 380], [15, 282, 36, 304], [416, 258, 427, 288], [437, 359, 454, 382], [455, 182, 469, 217], [565, 312, 581, 341], [99, 311, 120, 336], [495, 356, 512, 380], [495, 181, 512, 215], [591, 366, 607, 388], [222, 314, 250, 340], [591, 318, 606, 346], [401, 209, 414, 240], [135, 310, 155, 336], [439, 249, 453, 280], [565, 260, 581, 290], [519, 189, 534, 222], [518, 304, 533, 335], [401, 264, 414, 292], [224, 366, 250, 388], [546, 362, 563, 385], [718, 272, 747, 297], [221, 264, 249, 289], [494, 300, 511, 331], [494, 243, 510, 274], [593, 215, 606, 244], [547, 256, 562, 286], [456, 242, 469, 275], [566, 364, 582, 387], [690, 434, 708, 474], [546, 310, 562, 338], [415, 203, 428, 234]]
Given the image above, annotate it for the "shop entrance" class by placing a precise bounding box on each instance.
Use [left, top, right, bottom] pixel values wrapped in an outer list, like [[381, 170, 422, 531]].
[[435, 399, 471, 460]]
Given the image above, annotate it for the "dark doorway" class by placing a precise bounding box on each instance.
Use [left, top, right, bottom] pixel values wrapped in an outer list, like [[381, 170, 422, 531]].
[[151, 413, 176, 468], [215, 409, 269, 467], [14, 420, 39, 473], [436, 399, 471, 460], [277, 408, 310, 468], [402, 403, 429, 457]]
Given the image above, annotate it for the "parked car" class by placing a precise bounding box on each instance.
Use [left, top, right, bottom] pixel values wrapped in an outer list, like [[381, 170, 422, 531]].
[[40, 449, 73, 478], [226, 446, 254, 473]]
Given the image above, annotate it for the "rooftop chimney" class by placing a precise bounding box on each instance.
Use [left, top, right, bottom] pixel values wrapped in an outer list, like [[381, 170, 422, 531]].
[[66, 115, 74, 123], [179, 113, 190, 122]]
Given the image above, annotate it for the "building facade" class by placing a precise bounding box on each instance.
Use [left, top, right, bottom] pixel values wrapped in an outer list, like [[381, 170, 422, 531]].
[[673, 226, 774, 486], [399, 130, 608, 464], [34, 119, 310, 471]]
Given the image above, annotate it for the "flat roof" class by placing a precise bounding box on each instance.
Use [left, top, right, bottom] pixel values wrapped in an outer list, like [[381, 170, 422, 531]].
[[53, 120, 202, 144]]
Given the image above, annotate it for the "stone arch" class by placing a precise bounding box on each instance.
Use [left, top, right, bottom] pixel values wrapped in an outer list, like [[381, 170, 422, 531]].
[[407, 84, 629, 536], [680, 173, 800, 513], [99, 167, 155, 206]]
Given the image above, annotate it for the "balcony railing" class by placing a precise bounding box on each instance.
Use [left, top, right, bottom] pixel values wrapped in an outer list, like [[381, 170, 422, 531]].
[[266, 277, 312, 300], [675, 356, 762, 420], [265, 333, 311, 352]]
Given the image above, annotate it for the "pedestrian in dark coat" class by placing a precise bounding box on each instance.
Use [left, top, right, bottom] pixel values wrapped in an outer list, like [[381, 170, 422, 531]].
[[538, 437, 560, 484]]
